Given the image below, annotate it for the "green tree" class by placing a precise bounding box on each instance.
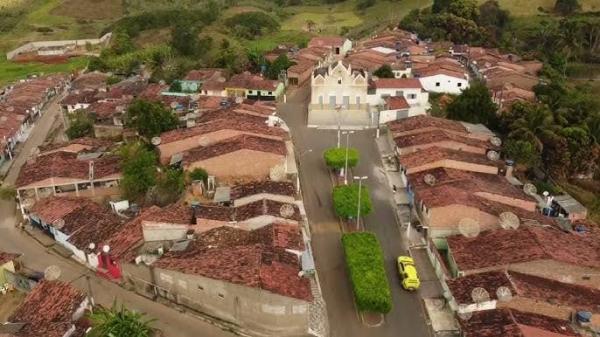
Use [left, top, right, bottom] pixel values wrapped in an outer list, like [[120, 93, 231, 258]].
[[0, 185, 16, 201], [356, 0, 376, 10], [333, 184, 372, 219], [446, 82, 498, 127], [324, 147, 359, 170], [171, 23, 199, 56], [88, 302, 155, 337], [149, 167, 185, 206], [110, 30, 135, 56], [266, 54, 295, 80], [225, 12, 280, 39], [66, 110, 94, 139], [373, 64, 395, 78], [432, 0, 453, 13], [189, 167, 208, 183], [560, 127, 599, 176], [503, 139, 541, 168], [119, 142, 158, 201], [169, 80, 182, 93], [125, 100, 178, 138], [555, 0, 580, 15], [502, 101, 557, 152], [448, 0, 479, 20]]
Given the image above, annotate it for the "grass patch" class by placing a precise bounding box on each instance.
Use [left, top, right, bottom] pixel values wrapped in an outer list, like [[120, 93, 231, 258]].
[[244, 30, 312, 53], [342, 232, 392, 314], [51, 0, 123, 20], [281, 3, 363, 35], [0, 57, 88, 86]]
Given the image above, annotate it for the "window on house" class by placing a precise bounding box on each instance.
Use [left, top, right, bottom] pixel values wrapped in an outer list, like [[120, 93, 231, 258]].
[[268, 91, 272, 95], [395, 90, 404, 97], [218, 293, 225, 299], [198, 285, 204, 291], [408, 94, 416, 99], [457, 83, 462, 87], [356, 96, 360, 105], [248, 90, 253, 94], [337, 79, 342, 85], [435, 82, 440, 87]]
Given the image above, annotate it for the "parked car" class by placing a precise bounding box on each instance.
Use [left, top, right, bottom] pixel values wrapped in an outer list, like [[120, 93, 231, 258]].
[[397, 256, 420, 291]]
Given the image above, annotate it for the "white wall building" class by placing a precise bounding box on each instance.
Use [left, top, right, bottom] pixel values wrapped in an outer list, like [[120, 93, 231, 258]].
[[366, 78, 429, 115], [416, 68, 469, 94]]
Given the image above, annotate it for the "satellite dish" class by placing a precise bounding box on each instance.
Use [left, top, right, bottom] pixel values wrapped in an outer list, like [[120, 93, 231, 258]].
[[457, 304, 473, 321], [44, 265, 62, 281], [499, 212, 520, 230], [458, 218, 480, 238], [471, 287, 490, 303], [269, 164, 286, 182], [170, 101, 178, 109], [197, 136, 210, 147], [486, 150, 500, 161], [53, 218, 65, 229], [279, 204, 295, 218], [102, 245, 110, 253], [523, 183, 537, 196], [490, 136, 502, 147], [88, 243, 96, 250], [496, 286, 513, 302], [560, 275, 574, 284], [151, 137, 161, 146], [423, 174, 436, 186]]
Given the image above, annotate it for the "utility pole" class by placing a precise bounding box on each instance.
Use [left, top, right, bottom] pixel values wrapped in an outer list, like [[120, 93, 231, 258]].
[[353, 176, 368, 231], [336, 105, 342, 148], [342, 131, 354, 185]]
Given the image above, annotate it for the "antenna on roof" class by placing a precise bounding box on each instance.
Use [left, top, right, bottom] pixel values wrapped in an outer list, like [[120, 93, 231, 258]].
[[458, 218, 480, 238], [44, 265, 62, 281], [490, 136, 502, 147], [523, 183, 538, 196], [269, 164, 286, 182], [498, 212, 520, 230], [486, 150, 500, 161], [471, 287, 490, 303], [53, 218, 65, 229], [423, 174, 436, 186], [279, 204, 295, 218], [151, 137, 161, 146], [496, 286, 513, 302]]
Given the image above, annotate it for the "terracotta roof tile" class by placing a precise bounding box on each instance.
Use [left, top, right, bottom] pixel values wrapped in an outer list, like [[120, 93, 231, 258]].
[[184, 68, 224, 81], [39, 137, 113, 155], [145, 203, 195, 225], [70, 72, 108, 91], [30, 196, 92, 224], [226, 73, 279, 91], [183, 135, 286, 164], [194, 199, 301, 222], [308, 36, 345, 48], [385, 96, 409, 110], [60, 89, 99, 106], [447, 270, 515, 304], [86, 97, 131, 119], [154, 223, 311, 300], [372, 78, 422, 89], [8, 280, 86, 337], [387, 115, 468, 134], [105, 206, 163, 261], [0, 251, 19, 265], [398, 147, 498, 171], [16, 152, 121, 188], [230, 181, 295, 200], [393, 129, 493, 150]]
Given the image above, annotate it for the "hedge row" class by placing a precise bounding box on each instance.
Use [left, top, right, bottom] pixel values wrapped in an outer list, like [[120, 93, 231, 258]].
[[341, 232, 392, 314], [323, 147, 359, 170], [332, 184, 372, 219]]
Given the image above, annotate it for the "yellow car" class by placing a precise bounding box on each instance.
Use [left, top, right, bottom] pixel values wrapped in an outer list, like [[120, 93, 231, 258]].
[[397, 256, 420, 291]]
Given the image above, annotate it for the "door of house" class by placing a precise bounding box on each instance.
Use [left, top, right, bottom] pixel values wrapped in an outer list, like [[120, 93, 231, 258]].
[[329, 96, 336, 108], [343, 96, 350, 109]]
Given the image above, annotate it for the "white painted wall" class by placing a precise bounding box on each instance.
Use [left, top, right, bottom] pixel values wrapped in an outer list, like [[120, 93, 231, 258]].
[[419, 74, 469, 94], [310, 61, 368, 107], [66, 103, 91, 113], [380, 108, 410, 124]]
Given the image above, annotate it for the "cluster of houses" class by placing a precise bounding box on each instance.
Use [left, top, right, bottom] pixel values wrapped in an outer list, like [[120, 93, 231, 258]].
[[10, 69, 319, 335], [383, 115, 596, 336], [0, 75, 68, 167]]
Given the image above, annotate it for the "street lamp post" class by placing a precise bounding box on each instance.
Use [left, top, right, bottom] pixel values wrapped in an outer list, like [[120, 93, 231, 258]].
[[335, 105, 342, 148], [342, 131, 354, 185], [353, 176, 368, 231]]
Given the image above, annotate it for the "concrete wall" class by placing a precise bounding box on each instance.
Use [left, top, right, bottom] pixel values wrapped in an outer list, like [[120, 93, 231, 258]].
[[404, 159, 499, 175], [366, 87, 428, 107], [419, 74, 469, 94], [0, 261, 16, 285], [397, 141, 487, 156], [234, 193, 295, 207], [94, 124, 123, 138], [380, 108, 410, 124], [311, 62, 368, 106], [154, 267, 310, 336], [6, 33, 112, 60], [421, 204, 499, 239], [185, 150, 285, 181]]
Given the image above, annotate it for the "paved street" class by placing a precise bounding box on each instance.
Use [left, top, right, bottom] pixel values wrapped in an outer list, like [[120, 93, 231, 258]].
[[0, 96, 235, 337], [279, 87, 431, 337]]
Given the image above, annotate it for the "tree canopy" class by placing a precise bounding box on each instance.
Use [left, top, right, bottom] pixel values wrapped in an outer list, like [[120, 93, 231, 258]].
[[125, 99, 178, 138], [225, 12, 280, 40], [373, 64, 395, 78], [555, 0, 580, 15], [88, 302, 155, 337], [119, 142, 158, 201], [66, 110, 94, 139], [446, 81, 498, 127], [324, 147, 359, 170], [333, 183, 372, 219]]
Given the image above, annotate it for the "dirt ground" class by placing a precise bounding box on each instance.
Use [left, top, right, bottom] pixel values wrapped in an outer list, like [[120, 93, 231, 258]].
[[0, 290, 26, 321]]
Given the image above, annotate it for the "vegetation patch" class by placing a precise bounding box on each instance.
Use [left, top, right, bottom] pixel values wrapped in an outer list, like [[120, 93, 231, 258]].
[[323, 147, 359, 170], [333, 183, 372, 219], [51, 0, 123, 20], [342, 232, 392, 314]]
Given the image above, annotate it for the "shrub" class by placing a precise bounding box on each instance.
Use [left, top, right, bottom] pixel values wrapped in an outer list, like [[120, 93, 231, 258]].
[[189, 167, 208, 183], [0, 185, 16, 201], [225, 12, 280, 39], [333, 183, 372, 219], [66, 110, 94, 139], [125, 99, 178, 138], [323, 147, 359, 170], [342, 232, 392, 313]]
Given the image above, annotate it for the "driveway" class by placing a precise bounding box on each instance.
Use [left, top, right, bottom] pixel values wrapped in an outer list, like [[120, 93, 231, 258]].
[[0, 95, 235, 337], [279, 86, 431, 337]]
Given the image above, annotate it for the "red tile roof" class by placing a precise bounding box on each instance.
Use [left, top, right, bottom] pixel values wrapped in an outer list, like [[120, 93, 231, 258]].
[[385, 96, 409, 110], [60, 89, 99, 106], [447, 271, 514, 304], [394, 129, 493, 150], [194, 199, 301, 222], [231, 181, 296, 200], [16, 151, 121, 188], [371, 78, 422, 89], [459, 308, 580, 337], [308, 36, 346, 48], [30, 196, 92, 224], [145, 202, 195, 225], [8, 280, 86, 337], [70, 72, 108, 91], [184, 68, 224, 81], [387, 115, 468, 134], [154, 223, 311, 301], [414, 64, 466, 79], [86, 97, 131, 119], [398, 147, 497, 172], [105, 206, 163, 261], [0, 251, 19, 265], [226, 73, 279, 91], [183, 135, 286, 164], [448, 226, 600, 272], [39, 137, 113, 155], [196, 106, 270, 124], [159, 116, 286, 144]]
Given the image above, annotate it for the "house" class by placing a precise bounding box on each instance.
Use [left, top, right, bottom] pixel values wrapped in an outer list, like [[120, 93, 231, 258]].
[[407, 167, 543, 242], [70, 72, 109, 91], [157, 111, 287, 164], [38, 137, 113, 156], [413, 64, 469, 94], [490, 83, 536, 111], [459, 308, 581, 337], [122, 223, 313, 336], [225, 73, 284, 101], [60, 89, 100, 113], [367, 78, 430, 118], [398, 147, 501, 177], [28, 196, 124, 266], [308, 60, 370, 127], [230, 180, 296, 206], [446, 226, 600, 288], [0, 251, 19, 285], [15, 151, 121, 211], [181, 68, 225, 92], [287, 60, 315, 86], [378, 96, 410, 123], [294, 46, 335, 65], [182, 135, 288, 182], [483, 68, 539, 92], [447, 270, 600, 325], [393, 129, 497, 156], [3, 280, 90, 337], [386, 115, 495, 142], [308, 36, 352, 57]]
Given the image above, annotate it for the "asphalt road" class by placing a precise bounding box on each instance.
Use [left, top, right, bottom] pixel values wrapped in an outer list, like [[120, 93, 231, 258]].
[[0, 95, 235, 337], [279, 87, 431, 337]]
